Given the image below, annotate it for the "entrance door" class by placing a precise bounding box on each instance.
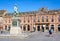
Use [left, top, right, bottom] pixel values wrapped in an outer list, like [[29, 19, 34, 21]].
[[51, 25, 54, 31], [37, 25, 40, 31], [23, 25, 26, 31], [58, 25, 60, 31], [28, 25, 30, 31], [46, 25, 49, 32]]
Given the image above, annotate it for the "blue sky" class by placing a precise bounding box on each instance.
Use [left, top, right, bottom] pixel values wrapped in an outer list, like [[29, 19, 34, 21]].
[[0, 0, 60, 12]]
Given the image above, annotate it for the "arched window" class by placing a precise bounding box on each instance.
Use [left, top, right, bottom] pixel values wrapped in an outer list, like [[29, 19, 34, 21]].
[[38, 16, 40, 22], [28, 16, 30, 23], [46, 16, 48, 22], [51, 16, 54, 22], [42, 16, 44, 22]]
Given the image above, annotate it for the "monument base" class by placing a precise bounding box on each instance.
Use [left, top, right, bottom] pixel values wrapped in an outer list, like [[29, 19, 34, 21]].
[[10, 27, 22, 35]]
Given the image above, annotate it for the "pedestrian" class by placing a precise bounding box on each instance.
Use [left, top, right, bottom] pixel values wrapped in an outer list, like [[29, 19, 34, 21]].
[[51, 29, 53, 33], [49, 29, 52, 37]]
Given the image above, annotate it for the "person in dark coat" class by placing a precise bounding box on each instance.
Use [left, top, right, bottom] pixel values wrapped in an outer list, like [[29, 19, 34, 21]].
[[49, 29, 52, 37]]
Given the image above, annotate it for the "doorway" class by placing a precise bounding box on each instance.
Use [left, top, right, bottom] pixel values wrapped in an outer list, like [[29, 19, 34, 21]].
[[23, 25, 26, 31], [51, 25, 54, 31], [46, 25, 49, 32], [37, 25, 40, 31], [58, 24, 60, 31], [27, 25, 30, 31]]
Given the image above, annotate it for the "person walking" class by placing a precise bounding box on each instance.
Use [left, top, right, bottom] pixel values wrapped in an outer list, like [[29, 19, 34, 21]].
[[49, 29, 52, 37]]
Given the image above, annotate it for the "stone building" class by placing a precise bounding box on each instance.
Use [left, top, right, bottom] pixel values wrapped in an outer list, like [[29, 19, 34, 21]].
[[0, 8, 60, 33]]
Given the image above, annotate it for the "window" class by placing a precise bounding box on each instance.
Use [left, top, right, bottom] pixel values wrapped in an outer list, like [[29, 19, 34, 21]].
[[28, 16, 30, 22], [46, 16, 48, 22], [51, 16, 54, 22], [38, 16, 40, 22], [58, 15, 60, 22], [42, 16, 44, 22]]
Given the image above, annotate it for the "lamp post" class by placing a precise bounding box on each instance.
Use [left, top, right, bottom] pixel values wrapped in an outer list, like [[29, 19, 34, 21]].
[[43, 25, 45, 27]]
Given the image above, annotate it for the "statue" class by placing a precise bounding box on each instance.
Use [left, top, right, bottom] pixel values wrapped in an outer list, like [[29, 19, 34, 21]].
[[13, 5, 19, 17], [10, 5, 22, 35]]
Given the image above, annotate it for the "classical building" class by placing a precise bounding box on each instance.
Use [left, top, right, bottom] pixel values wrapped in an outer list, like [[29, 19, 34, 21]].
[[0, 7, 60, 33]]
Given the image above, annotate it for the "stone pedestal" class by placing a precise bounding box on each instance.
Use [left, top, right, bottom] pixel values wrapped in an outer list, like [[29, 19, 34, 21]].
[[10, 27, 22, 35], [10, 17, 22, 35], [10, 5, 22, 35]]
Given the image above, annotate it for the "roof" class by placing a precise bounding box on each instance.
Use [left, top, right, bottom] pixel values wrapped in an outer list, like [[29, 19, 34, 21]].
[[0, 10, 6, 17], [5, 11, 37, 16], [2, 8, 60, 16]]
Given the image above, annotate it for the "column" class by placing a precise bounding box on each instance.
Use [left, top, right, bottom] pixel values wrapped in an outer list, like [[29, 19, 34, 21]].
[[26, 25, 28, 32], [54, 24, 58, 33], [3, 25, 5, 31], [32, 25, 34, 31], [40, 25, 42, 31], [43, 25, 46, 32], [36, 25, 37, 32], [7, 25, 8, 31], [22, 25, 23, 32], [30, 25, 32, 32], [49, 24, 51, 30]]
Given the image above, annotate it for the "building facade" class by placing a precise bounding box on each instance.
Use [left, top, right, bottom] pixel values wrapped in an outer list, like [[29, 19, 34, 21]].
[[0, 8, 60, 33]]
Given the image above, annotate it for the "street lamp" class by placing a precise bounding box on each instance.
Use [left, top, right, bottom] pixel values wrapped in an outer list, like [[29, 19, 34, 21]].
[[43, 25, 45, 28]]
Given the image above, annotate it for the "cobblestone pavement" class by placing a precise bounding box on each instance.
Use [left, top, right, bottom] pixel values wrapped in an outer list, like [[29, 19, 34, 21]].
[[0, 31, 60, 41]]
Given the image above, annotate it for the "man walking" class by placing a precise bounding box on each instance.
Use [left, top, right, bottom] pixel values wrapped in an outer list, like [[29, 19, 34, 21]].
[[49, 29, 53, 37]]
